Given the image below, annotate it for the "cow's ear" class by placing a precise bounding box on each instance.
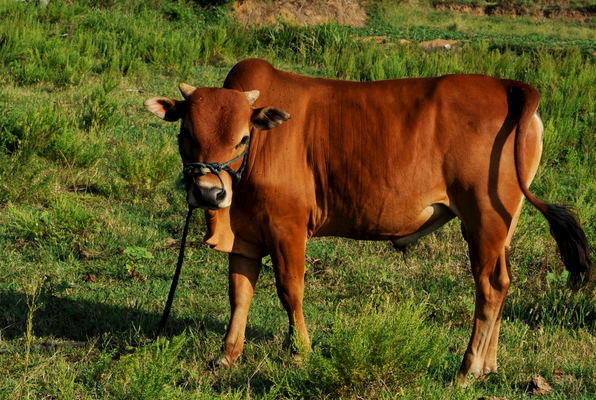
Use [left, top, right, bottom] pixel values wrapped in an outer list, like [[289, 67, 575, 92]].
[[144, 97, 186, 122], [251, 106, 290, 130]]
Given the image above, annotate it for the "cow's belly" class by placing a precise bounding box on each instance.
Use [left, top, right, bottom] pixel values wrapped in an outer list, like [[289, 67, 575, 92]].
[[390, 203, 455, 246], [315, 202, 455, 243]]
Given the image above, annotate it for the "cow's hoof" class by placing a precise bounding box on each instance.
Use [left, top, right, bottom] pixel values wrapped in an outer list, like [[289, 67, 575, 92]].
[[456, 371, 468, 388], [210, 354, 233, 370], [457, 378, 468, 388], [456, 369, 483, 388]]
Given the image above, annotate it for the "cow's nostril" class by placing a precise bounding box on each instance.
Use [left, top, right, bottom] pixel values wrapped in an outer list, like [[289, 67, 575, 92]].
[[196, 185, 226, 208]]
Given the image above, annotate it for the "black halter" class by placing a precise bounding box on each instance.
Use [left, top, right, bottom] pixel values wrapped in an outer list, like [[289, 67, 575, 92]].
[[178, 134, 250, 190]]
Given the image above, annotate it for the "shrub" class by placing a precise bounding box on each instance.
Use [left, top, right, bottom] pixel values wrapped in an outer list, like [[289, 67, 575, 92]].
[[112, 335, 187, 400], [6, 194, 96, 244], [80, 77, 120, 131], [300, 299, 448, 397], [115, 135, 179, 195]]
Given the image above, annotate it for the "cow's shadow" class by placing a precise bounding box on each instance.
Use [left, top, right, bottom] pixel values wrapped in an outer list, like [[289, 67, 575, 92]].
[[0, 291, 273, 346]]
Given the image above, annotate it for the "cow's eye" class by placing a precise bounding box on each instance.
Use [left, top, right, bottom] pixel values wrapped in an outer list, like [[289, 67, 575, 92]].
[[236, 136, 249, 148]]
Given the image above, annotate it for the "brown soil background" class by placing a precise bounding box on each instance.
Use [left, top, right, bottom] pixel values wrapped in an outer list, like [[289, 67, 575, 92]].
[[232, 0, 367, 27], [230, 1, 596, 26]]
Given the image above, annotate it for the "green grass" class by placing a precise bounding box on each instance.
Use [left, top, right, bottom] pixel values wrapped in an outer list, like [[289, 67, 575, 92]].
[[1, 0, 596, 398]]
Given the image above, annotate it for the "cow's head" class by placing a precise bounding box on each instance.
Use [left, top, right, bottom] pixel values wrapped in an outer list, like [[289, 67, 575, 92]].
[[144, 84, 290, 209]]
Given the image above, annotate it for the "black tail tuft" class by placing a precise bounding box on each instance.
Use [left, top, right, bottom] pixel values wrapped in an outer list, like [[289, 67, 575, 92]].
[[543, 203, 593, 289]]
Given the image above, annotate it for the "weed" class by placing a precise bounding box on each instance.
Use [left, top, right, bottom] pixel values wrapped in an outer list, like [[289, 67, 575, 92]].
[[115, 135, 179, 195], [300, 300, 448, 397], [6, 194, 96, 247], [18, 277, 44, 400], [80, 77, 120, 131], [112, 334, 187, 399], [0, 153, 57, 204], [123, 246, 153, 277]]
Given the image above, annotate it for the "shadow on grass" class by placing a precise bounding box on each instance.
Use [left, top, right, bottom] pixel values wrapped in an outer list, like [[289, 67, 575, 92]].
[[0, 291, 275, 345]]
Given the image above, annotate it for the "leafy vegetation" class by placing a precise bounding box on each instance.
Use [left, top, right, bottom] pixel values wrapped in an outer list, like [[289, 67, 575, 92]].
[[298, 301, 448, 397], [1, 0, 595, 398]]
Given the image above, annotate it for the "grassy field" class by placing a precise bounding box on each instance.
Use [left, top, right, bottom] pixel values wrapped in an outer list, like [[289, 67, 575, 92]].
[[1, 0, 596, 398]]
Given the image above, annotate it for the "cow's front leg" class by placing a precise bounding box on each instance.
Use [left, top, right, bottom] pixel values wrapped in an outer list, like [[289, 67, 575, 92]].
[[269, 237, 310, 356], [218, 253, 261, 367]]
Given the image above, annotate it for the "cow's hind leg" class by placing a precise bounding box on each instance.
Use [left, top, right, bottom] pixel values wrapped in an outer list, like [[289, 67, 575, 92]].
[[457, 217, 512, 387], [481, 202, 521, 376], [219, 254, 262, 366], [479, 245, 512, 376]]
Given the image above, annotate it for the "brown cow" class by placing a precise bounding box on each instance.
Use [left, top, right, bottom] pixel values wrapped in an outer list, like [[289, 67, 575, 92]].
[[144, 58, 592, 386]]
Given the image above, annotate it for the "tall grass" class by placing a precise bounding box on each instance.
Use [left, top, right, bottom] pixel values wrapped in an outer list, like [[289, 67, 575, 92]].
[[17, 277, 43, 400], [111, 335, 187, 399], [2, 0, 596, 89], [0, 0, 224, 86]]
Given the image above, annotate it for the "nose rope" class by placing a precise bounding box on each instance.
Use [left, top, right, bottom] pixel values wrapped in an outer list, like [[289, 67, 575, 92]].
[[155, 204, 194, 339], [157, 137, 250, 337], [157, 137, 251, 336], [181, 136, 250, 189]]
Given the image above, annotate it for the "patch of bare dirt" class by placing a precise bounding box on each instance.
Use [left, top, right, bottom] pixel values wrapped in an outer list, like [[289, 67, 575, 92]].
[[419, 38, 460, 51], [232, 0, 367, 27], [436, 3, 487, 16], [434, 3, 596, 23]]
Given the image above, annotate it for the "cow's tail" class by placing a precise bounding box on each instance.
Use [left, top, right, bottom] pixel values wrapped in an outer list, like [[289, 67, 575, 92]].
[[512, 82, 593, 289]]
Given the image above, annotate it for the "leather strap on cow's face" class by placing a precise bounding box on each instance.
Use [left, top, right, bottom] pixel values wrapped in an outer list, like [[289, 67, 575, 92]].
[[178, 135, 250, 190]]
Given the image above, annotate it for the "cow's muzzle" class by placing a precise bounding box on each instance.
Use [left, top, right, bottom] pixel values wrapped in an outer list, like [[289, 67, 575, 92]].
[[189, 182, 227, 209]]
